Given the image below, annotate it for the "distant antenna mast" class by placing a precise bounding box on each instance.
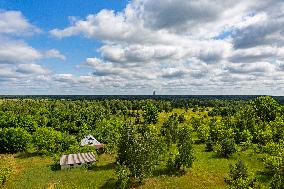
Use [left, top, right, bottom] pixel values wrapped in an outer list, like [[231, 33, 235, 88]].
[[153, 90, 156, 95]]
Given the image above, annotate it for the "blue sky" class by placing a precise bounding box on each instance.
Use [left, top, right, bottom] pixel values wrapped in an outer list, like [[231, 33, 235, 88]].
[[0, 0, 128, 76], [0, 0, 284, 95]]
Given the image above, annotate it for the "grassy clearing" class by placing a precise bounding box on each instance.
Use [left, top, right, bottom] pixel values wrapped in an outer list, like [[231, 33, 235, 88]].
[[0, 144, 267, 189], [0, 109, 268, 188]]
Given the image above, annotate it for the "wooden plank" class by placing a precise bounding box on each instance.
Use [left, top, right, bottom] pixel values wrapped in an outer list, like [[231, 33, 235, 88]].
[[87, 152, 95, 161], [73, 153, 80, 164], [81, 153, 91, 162], [87, 152, 94, 161], [60, 152, 95, 167], [77, 153, 85, 164], [67, 154, 75, 165], [60, 155, 68, 166], [91, 152, 96, 160], [86, 152, 93, 161]]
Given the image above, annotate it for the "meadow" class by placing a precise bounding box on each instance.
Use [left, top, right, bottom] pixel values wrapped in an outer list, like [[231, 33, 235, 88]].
[[0, 97, 283, 188]]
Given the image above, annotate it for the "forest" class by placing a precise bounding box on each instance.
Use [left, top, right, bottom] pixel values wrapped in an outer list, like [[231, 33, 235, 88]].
[[0, 96, 284, 188]]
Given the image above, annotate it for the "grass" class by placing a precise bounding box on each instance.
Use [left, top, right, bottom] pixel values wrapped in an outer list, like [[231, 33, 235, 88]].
[[0, 109, 269, 188], [1, 153, 117, 189], [0, 144, 268, 189]]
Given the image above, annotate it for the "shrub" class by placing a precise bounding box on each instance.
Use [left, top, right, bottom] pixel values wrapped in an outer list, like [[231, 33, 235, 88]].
[[94, 118, 123, 153], [205, 138, 214, 152], [116, 165, 130, 189], [0, 167, 12, 186], [263, 155, 284, 175], [270, 174, 284, 189], [117, 123, 162, 183], [225, 160, 256, 189], [178, 114, 186, 123], [216, 138, 237, 158], [175, 127, 195, 171], [161, 114, 179, 146], [251, 96, 280, 122], [196, 123, 210, 143], [142, 102, 158, 124], [0, 127, 32, 153], [33, 127, 76, 154]]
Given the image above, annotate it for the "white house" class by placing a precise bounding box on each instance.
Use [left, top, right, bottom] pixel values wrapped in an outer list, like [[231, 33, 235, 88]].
[[81, 134, 104, 149]]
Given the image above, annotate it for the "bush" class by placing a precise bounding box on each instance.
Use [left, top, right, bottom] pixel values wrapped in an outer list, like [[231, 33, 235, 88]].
[[175, 127, 195, 171], [161, 114, 179, 146], [0, 167, 12, 186], [142, 102, 158, 124], [205, 138, 214, 152], [270, 174, 284, 189], [117, 123, 161, 183], [216, 138, 237, 158], [225, 160, 256, 189], [0, 127, 32, 153], [263, 155, 284, 176], [196, 123, 210, 143], [33, 127, 75, 154], [116, 165, 130, 189]]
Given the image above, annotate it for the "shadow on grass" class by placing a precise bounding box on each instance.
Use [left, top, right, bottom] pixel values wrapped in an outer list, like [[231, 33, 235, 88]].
[[50, 163, 61, 171], [98, 178, 117, 189], [255, 170, 272, 184], [14, 152, 38, 159], [152, 167, 186, 177], [92, 162, 116, 172], [50, 162, 117, 172]]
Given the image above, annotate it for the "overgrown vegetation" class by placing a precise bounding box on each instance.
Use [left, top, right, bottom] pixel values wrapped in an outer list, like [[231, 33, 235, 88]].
[[0, 96, 284, 188]]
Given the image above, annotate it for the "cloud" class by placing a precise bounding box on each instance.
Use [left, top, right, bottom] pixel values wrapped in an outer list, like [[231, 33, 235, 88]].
[[16, 64, 50, 75], [48, 0, 281, 94], [141, 0, 223, 31], [0, 10, 40, 36], [44, 49, 66, 60], [2, 1, 283, 94], [0, 37, 41, 64], [161, 68, 186, 79]]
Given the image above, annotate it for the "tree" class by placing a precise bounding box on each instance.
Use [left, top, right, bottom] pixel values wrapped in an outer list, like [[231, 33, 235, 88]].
[[142, 102, 158, 124], [251, 96, 280, 122], [225, 160, 256, 189], [175, 127, 195, 171], [161, 114, 179, 146], [216, 138, 237, 158], [33, 127, 74, 154], [117, 123, 161, 183], [0, 127, 31, 153]]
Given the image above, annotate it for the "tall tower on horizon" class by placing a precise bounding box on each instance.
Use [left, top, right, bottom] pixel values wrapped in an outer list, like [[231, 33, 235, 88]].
[[153, 90, 156, 95]]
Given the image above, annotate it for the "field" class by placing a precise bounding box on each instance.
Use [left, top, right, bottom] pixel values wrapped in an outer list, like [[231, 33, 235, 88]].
[[0, 144, 266, 189], [0, 97, 283, 188]]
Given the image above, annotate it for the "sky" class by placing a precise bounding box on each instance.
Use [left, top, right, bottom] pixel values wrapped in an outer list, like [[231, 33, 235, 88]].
[[0, 0, 284, 95]]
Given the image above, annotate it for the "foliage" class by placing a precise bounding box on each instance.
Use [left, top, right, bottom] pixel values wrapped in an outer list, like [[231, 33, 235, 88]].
[[0, 167, 12, 186], [175, 127, 195, 171], [161, 114, 179, 146], [0, 96, 283, 187], [142, 102, 158, 124], [0, 127, 31, 153], [117, 123, 161, 182], [225, 160, 256, 189], [216, 138, 237, 158], [205, 138, 214, 152], [116, 164, 130, 189], [270, 174, 284, 189], [251, 96, 280, 122], [94, 118, 123, 153], [33, 127, 75, 154], [196, 123, 210, 143]]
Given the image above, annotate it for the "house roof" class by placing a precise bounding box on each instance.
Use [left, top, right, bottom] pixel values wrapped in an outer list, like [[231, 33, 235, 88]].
[[81, 134, 102, 146]]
